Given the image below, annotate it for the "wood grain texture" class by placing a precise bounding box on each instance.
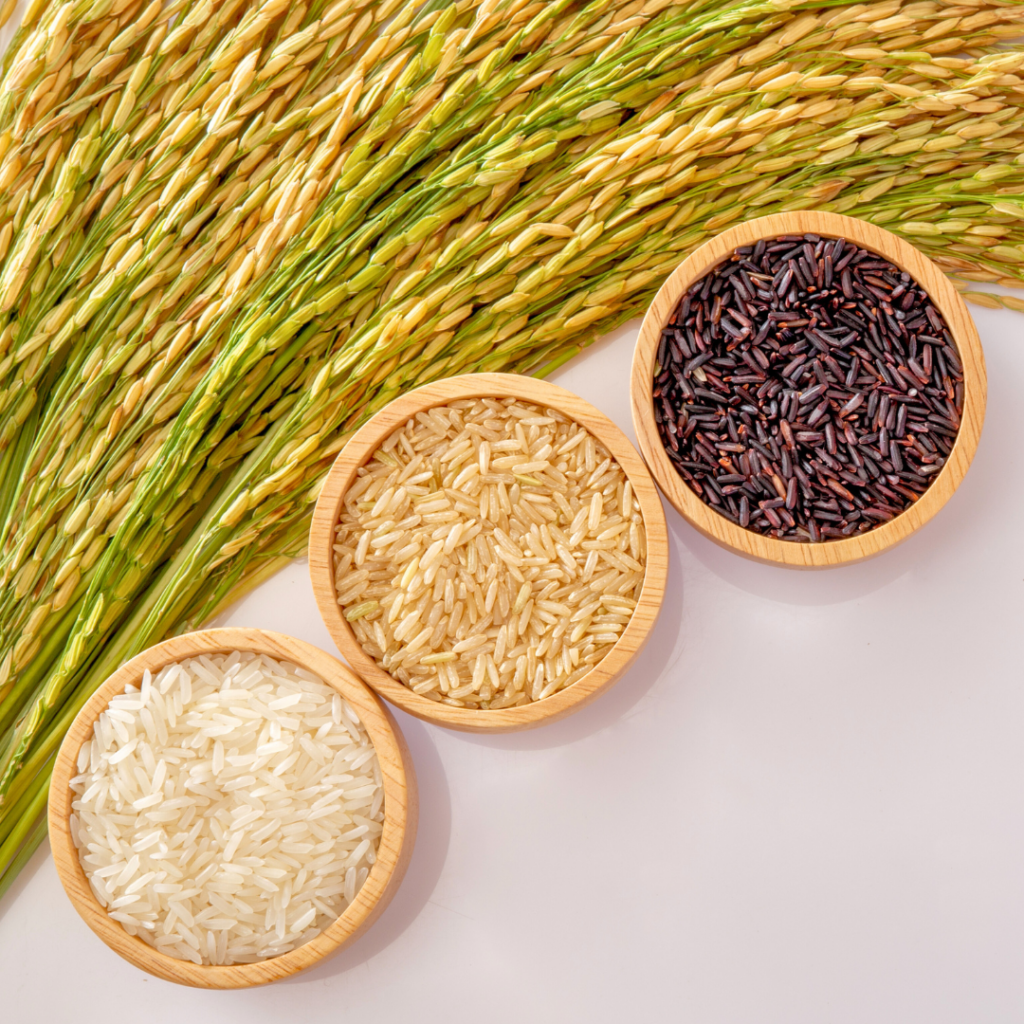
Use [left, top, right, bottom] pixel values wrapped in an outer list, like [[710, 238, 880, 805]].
[[309, 372, 668, 733], [47, 628, 417, 989], [630, 211, 987, 569]]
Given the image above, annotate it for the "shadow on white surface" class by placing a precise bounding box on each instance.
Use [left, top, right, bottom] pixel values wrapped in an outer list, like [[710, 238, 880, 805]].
[[678, 513, 915, 607]]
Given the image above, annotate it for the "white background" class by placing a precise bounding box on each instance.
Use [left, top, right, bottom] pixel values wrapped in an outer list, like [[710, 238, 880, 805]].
[[2, 305, 1023, 1022]]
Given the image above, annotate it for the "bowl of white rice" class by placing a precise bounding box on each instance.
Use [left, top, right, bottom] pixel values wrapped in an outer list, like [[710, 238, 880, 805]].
[[48, 628, 416, 988], [309, 373, 669, 733]]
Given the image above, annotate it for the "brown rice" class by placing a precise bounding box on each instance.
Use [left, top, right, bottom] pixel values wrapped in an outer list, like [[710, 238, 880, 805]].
[[332, 397, 647, 709]]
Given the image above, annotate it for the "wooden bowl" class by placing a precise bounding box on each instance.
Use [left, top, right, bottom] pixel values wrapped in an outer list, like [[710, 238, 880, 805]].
[[48, 628, 417, 989], [630, 211, 986, 568], [309, 372, 668, 733]]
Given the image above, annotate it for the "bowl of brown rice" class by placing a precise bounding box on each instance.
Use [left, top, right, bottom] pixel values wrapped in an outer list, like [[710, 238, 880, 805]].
[[309, 373, 668, 732], [48, 627, 416, 988]]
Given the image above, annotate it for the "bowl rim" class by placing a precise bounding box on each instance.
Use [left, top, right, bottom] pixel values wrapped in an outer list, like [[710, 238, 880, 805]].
[[309, 371, 668, 733], [47, 627, 417, 989], [629, 210, 987, 568]]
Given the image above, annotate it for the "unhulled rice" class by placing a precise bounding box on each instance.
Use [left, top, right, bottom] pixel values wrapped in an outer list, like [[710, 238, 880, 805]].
[[69, 652, 383, 966], [333, 397, 647, 709]]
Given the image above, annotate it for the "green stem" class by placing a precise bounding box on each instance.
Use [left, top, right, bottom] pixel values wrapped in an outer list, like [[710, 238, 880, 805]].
[[0, 755, 52, 848], [0, 767, 50, 889], [0, 816, 48, 905]]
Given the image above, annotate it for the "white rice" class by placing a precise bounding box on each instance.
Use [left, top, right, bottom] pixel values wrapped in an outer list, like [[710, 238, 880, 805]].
[[333, 397, 647, 709], [69, 651, 384, 966]]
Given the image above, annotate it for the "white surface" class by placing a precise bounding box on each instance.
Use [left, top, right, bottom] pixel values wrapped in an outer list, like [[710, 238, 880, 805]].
[[3, 310, 1024, 1022]]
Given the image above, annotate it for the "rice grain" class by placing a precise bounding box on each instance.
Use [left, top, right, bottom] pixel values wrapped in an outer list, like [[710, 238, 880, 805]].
[[333, 398, 647, 710], [70, 653, 383, 965]]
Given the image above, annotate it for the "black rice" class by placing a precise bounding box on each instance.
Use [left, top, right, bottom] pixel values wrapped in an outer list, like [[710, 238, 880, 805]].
[[652, 234, 965, 542]]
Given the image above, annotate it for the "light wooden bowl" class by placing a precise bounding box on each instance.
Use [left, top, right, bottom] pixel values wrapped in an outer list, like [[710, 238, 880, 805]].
[[48, 628, 417, 989], [309, 372, 668, 733], [630, 211, 986, 568]]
